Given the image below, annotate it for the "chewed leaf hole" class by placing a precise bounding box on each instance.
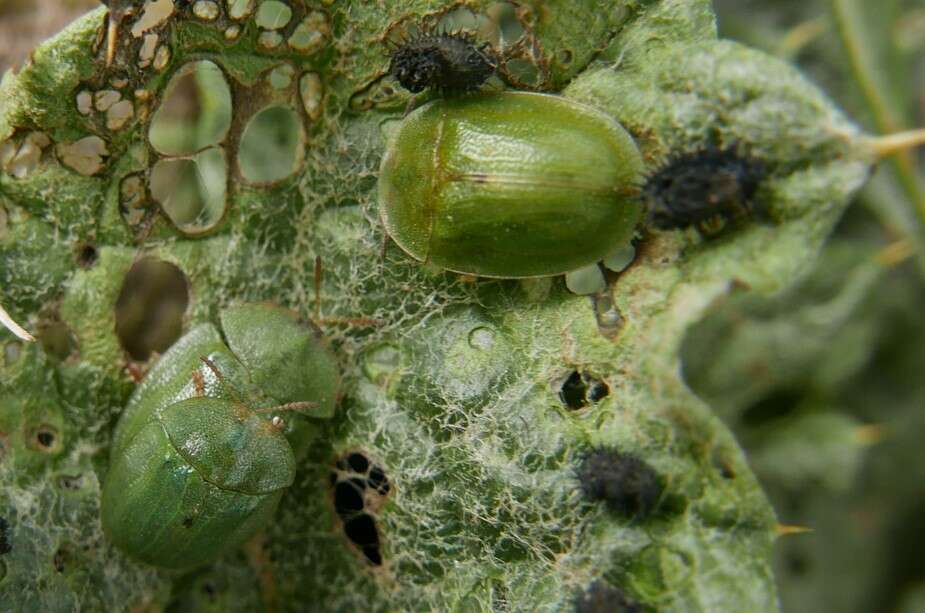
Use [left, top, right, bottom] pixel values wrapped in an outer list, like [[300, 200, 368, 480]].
[[330, 451, 391, 566], [344, 514, 382, 565], [75, 243, 98, 268], [38, 321, 78, 361], [334, 481, 365, 515], [559, 371, 610, 410], [28, 425, 62, 454], [151, 148, 228, 235], [149, 60, 232, 156], [487, 2, 525, 47], [115, 258, 189, 361], [238, 105, 303, 184]]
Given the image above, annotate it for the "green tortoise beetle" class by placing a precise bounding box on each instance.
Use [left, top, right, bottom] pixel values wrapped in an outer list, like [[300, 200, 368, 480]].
[[101, 304, 340, 570], [378, 92, 645, 279]]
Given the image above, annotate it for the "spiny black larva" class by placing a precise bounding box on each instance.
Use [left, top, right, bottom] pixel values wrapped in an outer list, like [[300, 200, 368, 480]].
[[577, 448, 663, 518], [642, 146, 768, 236], [388, 30, 498, 95]]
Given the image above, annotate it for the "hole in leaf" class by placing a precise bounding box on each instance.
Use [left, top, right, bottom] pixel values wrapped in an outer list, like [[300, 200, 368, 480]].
[[228, 0, 254, 20], [238, 105, 302, 184], [149, 60, 232, 156], [150, 147, 228, 234], [436, 7, 483, 33], [53, 544, 73, 573], [57, 474, 83, 491], [487, 2, 524, 47], [28, 425, 61, 454], [504, 57, 543, 88], [75, 243, 98, 268], [115, 258, 190, 361], [368, 466, 390, 495], [559, 371, 609, 410], [347, 452, 369, 473], [331, 452, 391, 565], [344, 514, 381, 565], [255, 0, 292, 29], [38, 322, 77, 361], [334, 481, 365, 515]]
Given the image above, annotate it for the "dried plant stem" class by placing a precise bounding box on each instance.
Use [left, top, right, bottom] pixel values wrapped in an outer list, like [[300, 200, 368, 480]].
[[0, 301, 35, 342]]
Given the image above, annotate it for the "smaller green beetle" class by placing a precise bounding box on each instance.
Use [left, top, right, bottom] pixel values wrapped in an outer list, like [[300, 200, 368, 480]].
[[378, 92, 644, 278], [101, 304, 340, 570]]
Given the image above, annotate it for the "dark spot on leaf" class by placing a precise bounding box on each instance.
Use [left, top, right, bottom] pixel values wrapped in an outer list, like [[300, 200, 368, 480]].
[[575, 580, 643, 613], [577, 448, 663, 517], [559, 371, 610, 410]]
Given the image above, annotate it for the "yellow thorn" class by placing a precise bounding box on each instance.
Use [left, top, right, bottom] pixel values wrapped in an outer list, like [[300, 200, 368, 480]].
[[775, 524, 813, 537], [866, 128, 925, 159], [778, 16, 828, 58], [854, 424, 886, 445], [875, 239, 917, 267], [0, 302, 35, 342]]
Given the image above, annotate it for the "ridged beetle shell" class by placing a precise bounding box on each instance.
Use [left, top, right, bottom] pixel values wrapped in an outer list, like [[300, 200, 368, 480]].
[[101, 304, 340, 569], [378, 92, 644, 278]]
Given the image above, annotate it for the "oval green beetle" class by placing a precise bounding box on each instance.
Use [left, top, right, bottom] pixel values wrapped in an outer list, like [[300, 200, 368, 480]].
[[101, 304, 340, 570], [378, 92, 644, 278]]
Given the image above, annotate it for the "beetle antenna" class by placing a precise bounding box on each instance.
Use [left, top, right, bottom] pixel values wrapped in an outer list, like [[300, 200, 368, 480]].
[[254, 401, 319, 413]]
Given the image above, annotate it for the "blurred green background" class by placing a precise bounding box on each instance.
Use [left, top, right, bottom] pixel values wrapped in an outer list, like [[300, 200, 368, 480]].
[[691, 2, 925, 613], [1, 1, 923, 611]]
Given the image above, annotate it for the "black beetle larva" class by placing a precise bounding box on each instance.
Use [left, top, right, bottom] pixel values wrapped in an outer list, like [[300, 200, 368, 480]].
[[388, 30, 498, 95], [643, 146, 767, 236], [577, 448, 663, 517]]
